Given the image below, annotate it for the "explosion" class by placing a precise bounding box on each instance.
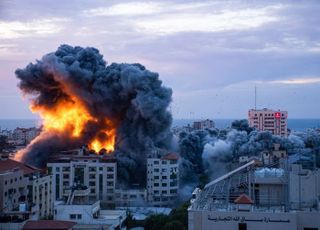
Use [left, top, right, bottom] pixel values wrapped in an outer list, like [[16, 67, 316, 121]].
[[14, 44, 173, 183]]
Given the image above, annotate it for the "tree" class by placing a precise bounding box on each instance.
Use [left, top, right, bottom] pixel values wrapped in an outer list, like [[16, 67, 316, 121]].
[[145, 214, 170, 230], [163, 220, 185, 230]]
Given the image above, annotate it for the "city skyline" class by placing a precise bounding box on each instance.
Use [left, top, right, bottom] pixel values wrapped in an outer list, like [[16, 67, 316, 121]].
[[0, 0, 320, 119]]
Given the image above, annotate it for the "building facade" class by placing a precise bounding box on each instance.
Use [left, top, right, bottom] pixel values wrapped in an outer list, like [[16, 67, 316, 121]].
[[47, 149, 117, 206], [115, 188, 147, 207], [31, 175, 53, 219], [0, 159, 53, 220], [147, 152, 179, 207], [248, 108, 288, 136], [193, 119, 214, 130], [188, 159, 320, 230]]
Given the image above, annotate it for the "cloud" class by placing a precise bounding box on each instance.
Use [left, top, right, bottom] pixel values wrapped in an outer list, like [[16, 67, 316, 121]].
[[135, 6, 282, 35], [265, 77, 320, 85], [83, 2, 162, 17], [0, 18, 68, 39], [84, 2, 283, 35]]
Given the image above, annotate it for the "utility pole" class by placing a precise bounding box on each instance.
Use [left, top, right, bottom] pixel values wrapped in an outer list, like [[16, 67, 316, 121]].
[[255, 86, 257, 110]]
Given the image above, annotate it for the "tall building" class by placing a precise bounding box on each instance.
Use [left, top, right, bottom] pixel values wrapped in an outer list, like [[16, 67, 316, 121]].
[[0, 159, 53, 220], [147, 151, 179, 207], [193, 119, 214, 130], [248, 108, 288, 136], [47, 148, 116, 206]]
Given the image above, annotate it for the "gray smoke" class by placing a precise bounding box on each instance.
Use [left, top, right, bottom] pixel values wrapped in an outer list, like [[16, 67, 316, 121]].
[[178, 120, 320, 193], [15, 44, 172, 185]]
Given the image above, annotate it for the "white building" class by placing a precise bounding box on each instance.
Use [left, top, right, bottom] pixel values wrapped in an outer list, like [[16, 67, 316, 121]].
[[147, 151, 179, 207], [115, 188, 147, 207], [47, 148, 116, 207], [248, 108, 288, 136], [12, 127, 40, 145], [31, 175, 53, 219], [54, 186, 126, 230]]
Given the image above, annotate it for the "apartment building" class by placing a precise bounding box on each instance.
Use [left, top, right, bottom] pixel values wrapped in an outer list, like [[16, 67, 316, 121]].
[[47, 148, 117, 206], [193, 119, 214, 130], [248, 108, 288, 136], [147, 151, 179, 207], [0, 159, 53, 220], [31, 175, 53, 219], [12, 127, 40, 145], [115, 188, 147, 207]]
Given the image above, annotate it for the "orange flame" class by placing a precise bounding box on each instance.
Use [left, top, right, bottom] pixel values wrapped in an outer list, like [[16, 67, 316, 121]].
[[31, 97, 94, 137], [89, 120, 116, 153], [26, 96, 116, 154]]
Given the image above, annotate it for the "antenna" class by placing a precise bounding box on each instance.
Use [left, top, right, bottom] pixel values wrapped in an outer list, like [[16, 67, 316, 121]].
[[254, 85, 257, 110]]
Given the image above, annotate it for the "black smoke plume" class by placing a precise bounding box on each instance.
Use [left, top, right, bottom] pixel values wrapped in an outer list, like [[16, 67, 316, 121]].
[[16, 44, 172, 185]]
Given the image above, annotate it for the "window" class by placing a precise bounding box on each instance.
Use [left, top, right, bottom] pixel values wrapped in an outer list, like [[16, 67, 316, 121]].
[[56, 167, 60, 172], [238, 223, 247, 230], [107, 167, 114, 172], [154, 161, 159, 165], [162, 176, 167, 179], [170, 189, 177, 194], [89, 167, 96, 172], [89, 181, 95, 186], [154, 176, 159, 179], [162, 161, 167, 164], [107, 174, 114, 179], [162, 169, 166, 172], [70, 214, 76, 220], [154, 168, 159, 172], [154, 183, 159, 187], [77, 214, 82, 219], [62, 167, 69, 172], [162, 183, 167, 187]]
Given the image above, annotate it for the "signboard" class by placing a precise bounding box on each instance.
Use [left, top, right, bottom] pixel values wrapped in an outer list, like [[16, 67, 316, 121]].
[[275, 112, 281, 119]]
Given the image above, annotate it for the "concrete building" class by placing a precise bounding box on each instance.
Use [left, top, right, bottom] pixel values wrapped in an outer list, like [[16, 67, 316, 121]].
[[115, 188, 147, 207], [147, 151, 179, 207], [0, 159, 53, 222], [47, 148, 116, 207], [193, 119, 214, 130], [31, 175, 53, 219], [54, 185, 126, 230], [248, 108, 288, 136], [12, 128, 40, 145], [189, 160, 320, 230]]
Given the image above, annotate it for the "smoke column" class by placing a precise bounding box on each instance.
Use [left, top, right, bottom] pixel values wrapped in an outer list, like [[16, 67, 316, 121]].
[[15, 45, 172, 184]]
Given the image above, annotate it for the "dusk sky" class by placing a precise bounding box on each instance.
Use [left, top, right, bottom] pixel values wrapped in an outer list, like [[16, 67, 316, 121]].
[[0, 0, 319, 119]]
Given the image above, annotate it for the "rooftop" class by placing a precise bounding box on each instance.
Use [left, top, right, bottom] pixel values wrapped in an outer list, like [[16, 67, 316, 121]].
[[234, 194, 253, 204], [161, 152, 179, 161], [22, 220, 76, 230], [0, 159, 38, 175]]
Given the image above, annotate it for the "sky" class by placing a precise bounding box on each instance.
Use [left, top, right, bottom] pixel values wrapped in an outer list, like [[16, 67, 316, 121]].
[[0, 0, 319, 119]]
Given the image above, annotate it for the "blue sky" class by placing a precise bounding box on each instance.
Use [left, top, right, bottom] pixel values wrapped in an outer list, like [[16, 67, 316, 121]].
[[0, 0, 320, 119]]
